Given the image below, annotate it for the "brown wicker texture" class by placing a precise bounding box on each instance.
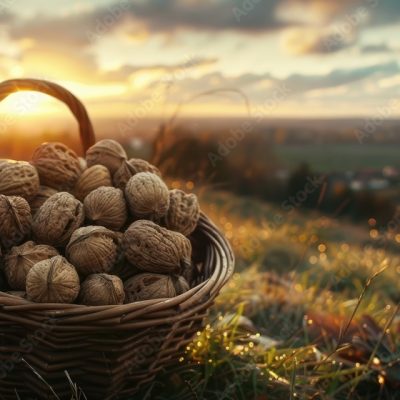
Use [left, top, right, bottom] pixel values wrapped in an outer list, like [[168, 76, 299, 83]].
[[0, 79, 234, 399]]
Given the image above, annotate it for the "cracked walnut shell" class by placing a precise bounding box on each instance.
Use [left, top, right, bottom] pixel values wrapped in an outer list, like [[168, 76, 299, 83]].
[[79, 273, 125, 306], [124, 273, 189, 303], [0, 195, 32, 249], [0, 161, 40, 201], [66, 226, 118, 277], [113, 158, 161, 190], [125, 172, 170, 220], [31, 142, 81, 190], [33, 192, 84, 247], [26, 256, 80, 303], [164, 189, 200, 236], [86, 139, 127, 174], [122, 220, 192, 274], [84, 186, 127, 231], [4, 241, 59, 290]]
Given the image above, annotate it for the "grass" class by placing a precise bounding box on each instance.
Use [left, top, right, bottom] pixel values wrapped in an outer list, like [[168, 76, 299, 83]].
[[14, 189, 400, 399], [135, 189, 400, 400]]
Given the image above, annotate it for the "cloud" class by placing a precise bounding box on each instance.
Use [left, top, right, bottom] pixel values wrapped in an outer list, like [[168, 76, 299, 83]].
[[280, 0, 400, 56], [283, 0, 400, 26], [366, 0, 400, 26], [1, 0, 399, 119], [360, 42, 393, 54], [103, 57, 218, 81], [279, 0, 358, 23], [7, 0, 287, 51], [10, 13, 97, 49], [5, 0, 400, 49], [3, 0, 287, 85], [5, 0, 400, 64], [283, 27, 357, 55], [131, 60, 399, 119], [14, 44, 217, 86], [279, 0, 400, 55], [304, 62, 398, 94], [18, 45, 99, 82], [158, 60, 400, 102], [284, 61, 399, 92], [0, 10, 14, 24], [128, 0, 287, 32]]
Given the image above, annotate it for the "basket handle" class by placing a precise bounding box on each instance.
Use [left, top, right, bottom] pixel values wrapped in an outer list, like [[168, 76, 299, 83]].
[[0, 78, 96, 153]]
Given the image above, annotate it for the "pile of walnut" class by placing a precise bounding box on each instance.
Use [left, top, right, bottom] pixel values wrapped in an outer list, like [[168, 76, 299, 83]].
[[0, 140, 201, 306]]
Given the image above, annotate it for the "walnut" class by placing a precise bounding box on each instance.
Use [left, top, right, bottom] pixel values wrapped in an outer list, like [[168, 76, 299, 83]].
[[0, 161, 39, 201], [79, 273, 124, 306], [125, 172, 170, 221], [122, 220, 192, 274], [164, 189, 200, 236], [29, 186, 58, 215], [86, 139, 127, 174], [66, 226, 118, 277], [4, 241, 59, 290], [26, 256, 80, 303], [74, 165, 112, 201], [0, 159, 12, 168], [124, 273, 189, 303], [0, 195, 32, 249], [113, 159, 161, 190], [84, 186, 127, 231], [31, 142, 81, 190], [33, 192, 84, 247]]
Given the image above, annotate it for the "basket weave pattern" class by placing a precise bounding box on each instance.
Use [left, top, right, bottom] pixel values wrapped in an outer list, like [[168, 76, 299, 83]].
[[0, 79, 234, 399]]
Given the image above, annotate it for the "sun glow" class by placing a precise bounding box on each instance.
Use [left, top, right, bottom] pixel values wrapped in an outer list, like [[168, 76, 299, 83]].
[[129, 70, 165, 89], [57, 81, 126, 100], [0, 91, 53, 116]]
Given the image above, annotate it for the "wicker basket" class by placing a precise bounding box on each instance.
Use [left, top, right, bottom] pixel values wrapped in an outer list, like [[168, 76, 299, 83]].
[[0, 79, 234, 399]]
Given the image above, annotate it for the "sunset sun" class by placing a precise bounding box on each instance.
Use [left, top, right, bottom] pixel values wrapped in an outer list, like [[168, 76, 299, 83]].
[[0, 91, 53, 116]]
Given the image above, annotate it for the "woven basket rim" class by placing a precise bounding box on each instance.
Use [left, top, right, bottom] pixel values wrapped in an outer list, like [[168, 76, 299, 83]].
[[0, 213, 234, 315]]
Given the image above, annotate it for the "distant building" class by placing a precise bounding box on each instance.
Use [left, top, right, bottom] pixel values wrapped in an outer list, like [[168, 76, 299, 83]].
[[348, 169, 391, 191]]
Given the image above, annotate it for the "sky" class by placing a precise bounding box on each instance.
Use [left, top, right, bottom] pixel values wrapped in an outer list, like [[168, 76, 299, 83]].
[[0, 0, 400, 121]]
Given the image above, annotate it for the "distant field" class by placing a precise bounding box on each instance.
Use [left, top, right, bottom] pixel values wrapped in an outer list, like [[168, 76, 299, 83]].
[[274, 144, 400, 172]]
